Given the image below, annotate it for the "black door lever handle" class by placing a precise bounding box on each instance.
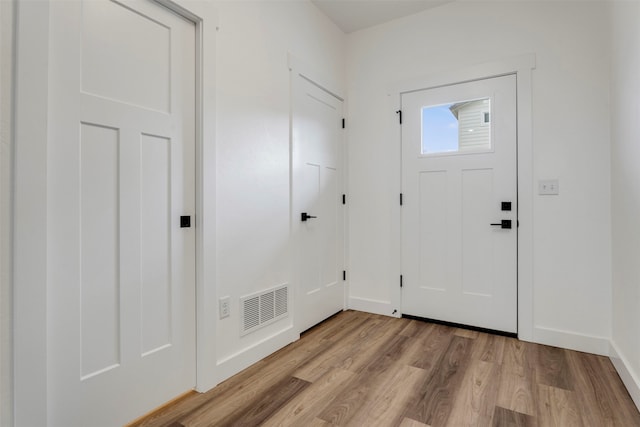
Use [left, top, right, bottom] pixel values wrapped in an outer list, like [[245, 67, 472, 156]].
[[301, 212, 317, 222], [490, 219, 512, 229]]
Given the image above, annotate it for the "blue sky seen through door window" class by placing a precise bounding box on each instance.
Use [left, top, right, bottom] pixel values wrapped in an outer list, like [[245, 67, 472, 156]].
[[421, 104, 458, 154]]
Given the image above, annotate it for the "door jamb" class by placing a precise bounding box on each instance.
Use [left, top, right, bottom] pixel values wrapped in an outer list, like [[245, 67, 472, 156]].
[[155, 0, 219, 394], [158, 0, 220, 392], [389, 54, 536, 341]]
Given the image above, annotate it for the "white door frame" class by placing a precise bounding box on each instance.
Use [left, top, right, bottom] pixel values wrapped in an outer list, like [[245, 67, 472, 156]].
[[390, 54, 536, 341], [288, 54, 348, 334], [12, 1, 217, 425]]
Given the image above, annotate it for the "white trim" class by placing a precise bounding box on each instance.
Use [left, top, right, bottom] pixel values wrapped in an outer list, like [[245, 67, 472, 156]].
[[349, 296, 394, 317], [158, 0, 219, 395], [388, 94, 403, 319], [532, 326, 610, 356], [390, 54, 536, 340], [0, 1, 15, 425], [13, 2, 50, 425], [389, 54, 536, 95], [287, 53, 345, 102], [514, 61, 535, 342], [610, 341, 640, 412], [215, 326, 298, 384]]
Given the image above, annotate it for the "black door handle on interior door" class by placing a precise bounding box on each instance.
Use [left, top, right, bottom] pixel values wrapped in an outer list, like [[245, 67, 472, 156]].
[[301, 212, 317, 222], [490, 219, 512, 229]]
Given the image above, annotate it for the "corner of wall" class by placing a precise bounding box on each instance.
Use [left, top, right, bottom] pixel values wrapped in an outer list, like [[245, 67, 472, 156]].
[[610, 340, 640, 412], [609, 0, 640, 415]]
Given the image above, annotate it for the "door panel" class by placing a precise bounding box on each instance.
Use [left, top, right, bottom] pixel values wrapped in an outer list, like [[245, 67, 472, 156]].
[[418, 171, 447, 291], [301, 162, 322, 295], [81, 0, 171, 112], [293, 75, 345, 333], [140, 133, 171, 355], [48, 1, 196, 425], [401, 75, 517, 333], [320, 166, 339, 287], [461, 168, 494, 297], [80, 123, 120, 379]]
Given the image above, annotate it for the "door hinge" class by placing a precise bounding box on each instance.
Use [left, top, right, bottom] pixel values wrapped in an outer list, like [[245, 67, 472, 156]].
[[400, 275, 403, 288], [342, 194, 346, 205], [396, 110, 402, 124], [400, 193, 403, 206], [343, 270, 346, 281], [342, 118, 346, 129]]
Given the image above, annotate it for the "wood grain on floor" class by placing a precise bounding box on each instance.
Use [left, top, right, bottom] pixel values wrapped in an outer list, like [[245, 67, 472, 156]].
[[130, 310, 640, 427]]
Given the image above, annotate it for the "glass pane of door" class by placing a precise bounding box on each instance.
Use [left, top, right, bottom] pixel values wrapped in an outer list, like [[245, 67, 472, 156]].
[[421, 97, 491, 155]]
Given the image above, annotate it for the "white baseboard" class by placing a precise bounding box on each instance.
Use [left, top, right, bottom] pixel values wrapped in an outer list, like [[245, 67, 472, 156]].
[[215, 326, 299, 385], [532, 326, 610, 356], [348, 296, 396, 317], [610, 341, 640, 412]]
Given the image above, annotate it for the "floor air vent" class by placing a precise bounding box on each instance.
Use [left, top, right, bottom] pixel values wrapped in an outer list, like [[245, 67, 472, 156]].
[[240, 285, 289, 336]]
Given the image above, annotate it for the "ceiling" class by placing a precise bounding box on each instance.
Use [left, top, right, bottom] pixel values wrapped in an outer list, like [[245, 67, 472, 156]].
[[310, 0, 452, 33]]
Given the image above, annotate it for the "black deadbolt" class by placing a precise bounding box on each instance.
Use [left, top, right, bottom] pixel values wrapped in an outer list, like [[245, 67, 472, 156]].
[[501, 201, 512, 211], [180, 215, 191, 228]]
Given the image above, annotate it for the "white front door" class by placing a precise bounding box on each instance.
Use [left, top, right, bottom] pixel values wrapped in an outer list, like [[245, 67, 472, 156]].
[[401, 75, 517, 333], [292, 73, 345, 333], [48, 1, 196, 425]]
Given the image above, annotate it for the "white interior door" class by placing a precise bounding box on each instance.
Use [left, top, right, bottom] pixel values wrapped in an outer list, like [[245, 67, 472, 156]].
[[292, 74, 345, 333], [47, 1, 196, 425], [401, 75, 517, 333]]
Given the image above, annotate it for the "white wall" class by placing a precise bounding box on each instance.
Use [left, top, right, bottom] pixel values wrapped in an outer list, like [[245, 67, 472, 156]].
[[610, 0, 640, 408], [0, 0, 14, 424], [346, 1, 612, 353], [213, 0, 344, 381]]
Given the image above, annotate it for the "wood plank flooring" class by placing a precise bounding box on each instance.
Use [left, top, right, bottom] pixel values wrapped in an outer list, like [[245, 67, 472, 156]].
[[131, 310, 640, 427]]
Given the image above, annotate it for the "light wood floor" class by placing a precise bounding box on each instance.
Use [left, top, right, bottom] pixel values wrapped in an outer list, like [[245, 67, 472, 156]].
[[131, 310, 640, 427]]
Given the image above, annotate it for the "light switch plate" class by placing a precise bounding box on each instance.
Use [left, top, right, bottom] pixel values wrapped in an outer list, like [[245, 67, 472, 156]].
[[539, 179, 559, 195], [219, 296, 230, 319]]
